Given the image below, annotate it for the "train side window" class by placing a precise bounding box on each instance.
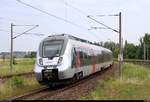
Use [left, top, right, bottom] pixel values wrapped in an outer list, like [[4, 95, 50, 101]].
[[72, 48, 77, 68], [101, 51, 105, 62], [90, 49, 94, 65], [83, 50, 88, 66]]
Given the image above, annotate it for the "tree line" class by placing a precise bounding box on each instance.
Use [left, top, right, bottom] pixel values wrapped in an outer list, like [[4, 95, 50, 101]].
[[94, 33, 150, 60], [1, 33, 150, 61]]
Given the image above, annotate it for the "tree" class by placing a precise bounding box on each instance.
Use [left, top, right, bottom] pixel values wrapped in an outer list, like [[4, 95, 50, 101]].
[[2, 53, 6, 62], [103, 41, 119, 58], [24, 52, 36, 58], [125, 43, 137, 59], [137, 37, 144, 59], [13, 56, 17, 65], [143, 33, 150, 60], [30, 52, 36, 58], [86, 33, 150, 60]]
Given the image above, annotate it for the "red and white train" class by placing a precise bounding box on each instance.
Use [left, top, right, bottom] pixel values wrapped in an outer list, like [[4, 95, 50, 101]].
[[34, 34, 113, 86]]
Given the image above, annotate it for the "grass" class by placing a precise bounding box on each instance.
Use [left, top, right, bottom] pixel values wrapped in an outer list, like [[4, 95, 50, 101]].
[[81, 63, 150, 100], [0, 58, 43, 100], [0, 58, 35, 76], [122, 63, 149, 80], [1, 59, 150, 100], [0, 75, 42, 100]]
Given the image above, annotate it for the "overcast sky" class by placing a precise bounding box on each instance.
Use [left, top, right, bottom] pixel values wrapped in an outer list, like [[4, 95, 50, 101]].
[[0, 0, 150, 52]]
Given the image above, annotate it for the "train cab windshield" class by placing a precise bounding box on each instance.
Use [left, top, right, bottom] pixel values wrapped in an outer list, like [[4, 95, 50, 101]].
[[42, 40, 64, 58]]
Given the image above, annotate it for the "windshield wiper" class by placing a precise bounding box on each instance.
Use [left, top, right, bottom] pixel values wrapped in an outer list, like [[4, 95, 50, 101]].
[[48, 55, 59, 60]]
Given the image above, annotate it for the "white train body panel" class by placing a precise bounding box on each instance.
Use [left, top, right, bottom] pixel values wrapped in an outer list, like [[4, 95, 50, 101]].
[[34, 34, 113, 85]]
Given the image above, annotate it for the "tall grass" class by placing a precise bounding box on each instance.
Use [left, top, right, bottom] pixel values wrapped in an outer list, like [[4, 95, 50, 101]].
[[0, 58, 35, 76], [0, 58, 42, 100], [122, 63, 149, 80], [0, 76, 42, 100], [81, 63, 150, 100]]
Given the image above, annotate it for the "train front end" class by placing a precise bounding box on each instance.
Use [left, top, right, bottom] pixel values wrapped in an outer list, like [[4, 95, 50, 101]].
[[34, 36, 72, 85]]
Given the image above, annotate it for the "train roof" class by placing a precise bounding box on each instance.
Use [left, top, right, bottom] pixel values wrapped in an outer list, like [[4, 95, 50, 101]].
[[43, 34, 112, 53], [47, 34, 92, 44]]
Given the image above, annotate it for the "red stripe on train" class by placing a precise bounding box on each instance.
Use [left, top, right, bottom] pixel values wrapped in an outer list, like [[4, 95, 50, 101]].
[[76, 52, 81, 68], [92, 64, 96, 73]]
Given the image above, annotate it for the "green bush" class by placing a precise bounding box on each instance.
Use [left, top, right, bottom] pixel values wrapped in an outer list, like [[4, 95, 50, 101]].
[[11, 76, 24, 88]]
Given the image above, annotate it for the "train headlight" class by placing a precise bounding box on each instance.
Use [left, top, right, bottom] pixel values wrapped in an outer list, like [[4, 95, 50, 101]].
[[39, 58, 43, 65], [58, 57, 63, 65]]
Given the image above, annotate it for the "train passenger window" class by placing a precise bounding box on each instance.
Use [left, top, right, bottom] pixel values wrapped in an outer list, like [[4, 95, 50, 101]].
[[79, 49, 84, 66], [76, 51, 81, 68], [72, 48, 77, 68], [99, 54, 103, 63], [80, 51, 83, 59], [101, 51, 104, 62], [83, 51, 88, 66]]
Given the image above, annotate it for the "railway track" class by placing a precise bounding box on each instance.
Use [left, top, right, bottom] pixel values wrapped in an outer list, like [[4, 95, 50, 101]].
[[114, 59, 150, 68], [0, 72, 34, 81], [10, 63, 118, 100], [124, 60, 150, 68], [10, 86, 49, 100]]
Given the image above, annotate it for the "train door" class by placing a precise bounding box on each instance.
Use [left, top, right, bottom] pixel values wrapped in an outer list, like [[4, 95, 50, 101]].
[[72, 48, 76, 68], [76, 48, 81, 68], [71, 47, 81, 68], [91, 49, 96, 73]]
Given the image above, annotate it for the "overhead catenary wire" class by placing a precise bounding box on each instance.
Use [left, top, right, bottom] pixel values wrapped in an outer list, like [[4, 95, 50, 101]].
[[58, 0, 104, 42], [87, 16, 119, 33], [89, 14, 119, 17], [59, 0, 88, 15], [0, 29, 44, 36], [64, 0, 68, 20], [13, 25, 39, 26], [58, 0, 93, 26], [62, 0, 116, 43], [87, 17, 118, 43], [13, 25, 39, 39], [16, 0, 88, 30], [22, 33, 44, 36], [16, 0, 110, 43], [88, 14, 120, 41]]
